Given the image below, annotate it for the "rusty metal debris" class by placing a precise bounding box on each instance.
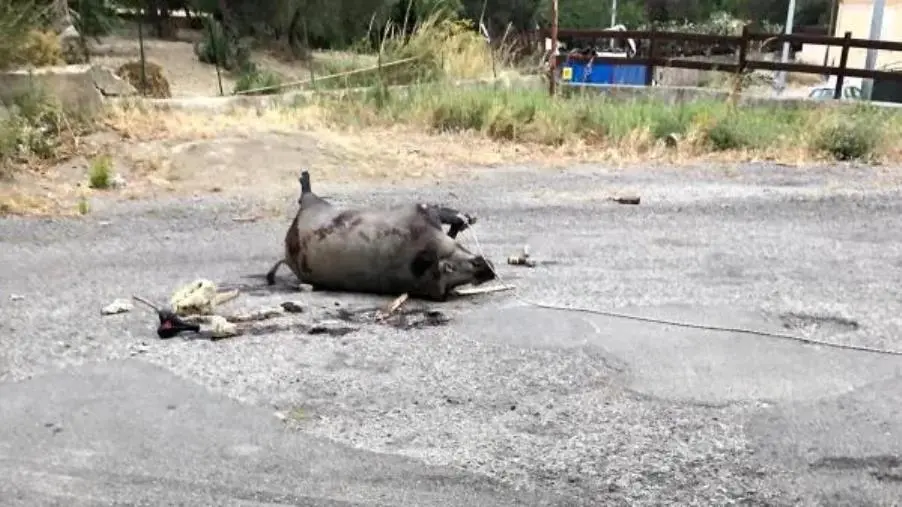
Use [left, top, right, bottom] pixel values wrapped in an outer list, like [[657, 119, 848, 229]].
[[507, 244, 537, 268]]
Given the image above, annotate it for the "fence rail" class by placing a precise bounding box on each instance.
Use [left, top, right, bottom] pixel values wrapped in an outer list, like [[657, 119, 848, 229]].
[[541, 26, 902, 99]]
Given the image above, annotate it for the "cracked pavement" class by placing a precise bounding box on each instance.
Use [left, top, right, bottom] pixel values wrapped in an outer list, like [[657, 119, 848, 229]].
[[2, 162, 902, 505]]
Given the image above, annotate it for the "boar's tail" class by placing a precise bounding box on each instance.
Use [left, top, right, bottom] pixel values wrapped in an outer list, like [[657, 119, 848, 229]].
[[300, 170, 312, 194]]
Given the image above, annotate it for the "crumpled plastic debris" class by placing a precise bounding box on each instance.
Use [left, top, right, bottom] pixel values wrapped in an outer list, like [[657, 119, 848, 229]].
[[170, 279, 239, 316], [208, 315, 239, 338], [101, 298, 133, 315]]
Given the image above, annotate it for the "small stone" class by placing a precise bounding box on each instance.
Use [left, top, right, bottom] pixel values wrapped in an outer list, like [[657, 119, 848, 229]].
[[110, 174, 127, 189], [101, 298, 133, 315], [9, 294, 24, 301], [273, 411, 287, 421], [297, 284, 313, 292], [612, 196, 641, 205], [281, 301, 304, 313]]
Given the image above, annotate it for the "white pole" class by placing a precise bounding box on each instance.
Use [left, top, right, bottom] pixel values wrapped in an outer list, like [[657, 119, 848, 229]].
[[861, 0, 887, 100], [775, 0, 798, 94], [611, 0, 617, 27]]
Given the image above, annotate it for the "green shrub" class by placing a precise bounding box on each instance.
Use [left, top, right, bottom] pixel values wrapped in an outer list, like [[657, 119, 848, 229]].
[[0, 116, 18, 177], [812, 120, 879, 161], [0, 0, 49, 71], [72, 0, 118, 38], [313, 82, 902, 159], [15, 29, 64, 67], [2, 87, 64, 159], [704, 119, 747, 151], [88, 153, 112, 189], [77, 194, 90, 214], [0, 86, 89, 174], [697, 107, 804, 151], [233, 65, 283, 95], [194, 17, 249, 72]]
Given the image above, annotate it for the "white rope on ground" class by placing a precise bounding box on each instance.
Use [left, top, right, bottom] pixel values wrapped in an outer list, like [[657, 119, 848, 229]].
[[462, 224, 902, 357]]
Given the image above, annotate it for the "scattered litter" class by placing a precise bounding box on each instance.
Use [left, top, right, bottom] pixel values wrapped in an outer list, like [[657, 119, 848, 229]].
[[208, 315, 240, 339], [232, 215, 261, 223], [507, 244, 536, 268], [611, 196, 641, 205], [390, 309, 450, 330], [129, 341, 150, 356], [170, 279, 239, 316], [507, 244, 539, 268], [281, 301, 304, 313], [133, 295, 201, 339], [308, 320, 359, 337], [376, 293, 408, 322], [507, 256, 536, 267], [228, 306, 286, 323], [101, 298, 133, 315], [9, 294, 24, 302], [181, 314, 244, 339]]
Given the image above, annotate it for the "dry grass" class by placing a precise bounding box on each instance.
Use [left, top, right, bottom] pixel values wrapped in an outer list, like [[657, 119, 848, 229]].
[[4, 82, 900, 217], [2, 12, 899, 217]]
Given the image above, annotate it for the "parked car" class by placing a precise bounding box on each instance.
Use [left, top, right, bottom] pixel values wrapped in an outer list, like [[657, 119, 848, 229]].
[[808, 84, 862, 100]]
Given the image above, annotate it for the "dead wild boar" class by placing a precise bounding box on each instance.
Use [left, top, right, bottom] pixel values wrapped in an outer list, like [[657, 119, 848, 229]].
[[266, 171, 495, 301]]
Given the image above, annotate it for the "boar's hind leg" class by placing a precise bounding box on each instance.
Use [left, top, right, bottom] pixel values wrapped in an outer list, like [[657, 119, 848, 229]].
[[430, 205, 476, 239], [266, 259, 285, 286]]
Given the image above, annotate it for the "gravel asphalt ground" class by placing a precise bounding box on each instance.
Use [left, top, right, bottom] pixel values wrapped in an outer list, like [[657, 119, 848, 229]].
[[3, 162, 902, 506]]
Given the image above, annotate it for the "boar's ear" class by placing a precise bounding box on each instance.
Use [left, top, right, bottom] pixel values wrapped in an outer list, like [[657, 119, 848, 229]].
[[410, 248, 438, 278]]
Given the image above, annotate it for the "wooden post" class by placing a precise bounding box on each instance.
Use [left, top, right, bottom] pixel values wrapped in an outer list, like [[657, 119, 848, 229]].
[[206, 16, 224, 96], [137, 10, 147, 97], [548, 0, 559, 96], [644, 27, 656, 86], [728, 24, 751, 106], [823, 0, 841, 75], [738, 25, 749, 73], [834, 31, 852, 100]]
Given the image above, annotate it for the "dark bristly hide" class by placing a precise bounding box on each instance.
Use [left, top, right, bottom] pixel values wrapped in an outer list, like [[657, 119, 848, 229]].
[[266, 170, 495, 301]]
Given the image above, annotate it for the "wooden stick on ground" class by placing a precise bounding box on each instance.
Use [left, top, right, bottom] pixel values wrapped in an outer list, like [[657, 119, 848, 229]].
[[132, 295, 161, 312], [213, 289, 240, 307], [376, 293, 409, 322]]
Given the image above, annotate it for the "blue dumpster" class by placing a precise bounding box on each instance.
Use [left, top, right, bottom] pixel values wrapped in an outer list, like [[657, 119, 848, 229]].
[[560, 58, 647, 86]]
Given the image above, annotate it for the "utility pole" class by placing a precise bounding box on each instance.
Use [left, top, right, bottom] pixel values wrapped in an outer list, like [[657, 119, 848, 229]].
[[861, 0, 887, 100], [549, 0, 559, 96], [775, 0, 798, 94]]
